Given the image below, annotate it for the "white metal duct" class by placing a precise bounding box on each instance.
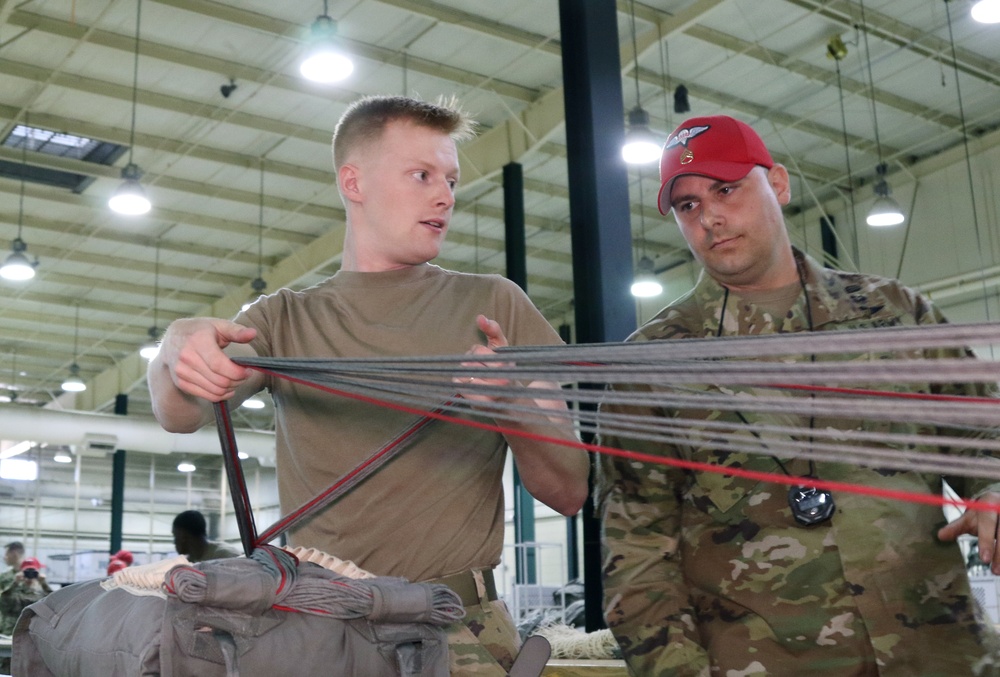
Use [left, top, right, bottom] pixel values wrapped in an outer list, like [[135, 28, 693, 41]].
[[0, 407, 274, 459]]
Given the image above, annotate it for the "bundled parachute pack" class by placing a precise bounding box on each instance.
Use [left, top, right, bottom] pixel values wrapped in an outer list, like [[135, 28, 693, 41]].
[[12, 546, 459, 677]]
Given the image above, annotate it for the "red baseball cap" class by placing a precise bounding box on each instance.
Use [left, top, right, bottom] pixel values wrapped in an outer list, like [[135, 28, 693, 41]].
[[107, 558, 128, 575], [657, 115, 773, 214], [114, 549, 134, 565], [20, 557, 42, 570]]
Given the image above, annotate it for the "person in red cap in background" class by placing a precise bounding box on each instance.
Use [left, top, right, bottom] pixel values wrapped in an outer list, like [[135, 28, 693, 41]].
[[113, 549, 134, 567], [105, 549, 134, 576], [107, 557, 129, 576], [0, 555, 51, 635], [596, 115, 1000, 675]]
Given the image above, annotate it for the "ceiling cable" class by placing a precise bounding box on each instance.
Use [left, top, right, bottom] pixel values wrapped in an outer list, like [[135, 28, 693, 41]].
[[126, 0, 142, 166], [657, 21, 671, 129], [829, 43, 860, 265], [943, 0, 990, 324], [17, 113, 27, 240], [858, 1, 884, 166], [152, 242, 159, 329], [258, 159, 265, 281], [629, 0, 641, 107]]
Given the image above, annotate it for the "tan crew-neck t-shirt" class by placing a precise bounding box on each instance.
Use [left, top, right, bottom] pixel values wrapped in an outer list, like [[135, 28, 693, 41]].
[[238, 263, 561, 581]]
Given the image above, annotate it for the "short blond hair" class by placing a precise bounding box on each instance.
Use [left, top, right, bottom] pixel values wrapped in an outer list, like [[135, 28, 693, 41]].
[[332, 95, 476, 171]]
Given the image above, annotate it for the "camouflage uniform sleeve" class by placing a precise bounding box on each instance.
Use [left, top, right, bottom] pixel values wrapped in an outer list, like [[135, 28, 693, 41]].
[[596, 391, 710, 677]]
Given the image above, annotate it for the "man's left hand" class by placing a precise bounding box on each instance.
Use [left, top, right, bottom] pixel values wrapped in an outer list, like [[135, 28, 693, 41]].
[[938, 491, 1000, 574], [454, 315, 513, 405]]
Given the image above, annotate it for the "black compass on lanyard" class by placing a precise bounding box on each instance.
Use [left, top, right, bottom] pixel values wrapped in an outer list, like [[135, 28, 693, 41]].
[[788, 484, 836, 526]]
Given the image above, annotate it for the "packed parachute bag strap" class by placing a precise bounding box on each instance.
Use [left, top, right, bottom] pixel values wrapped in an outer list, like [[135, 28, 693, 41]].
[[12, 544, 461, 677], [507, 636, 551, 677]]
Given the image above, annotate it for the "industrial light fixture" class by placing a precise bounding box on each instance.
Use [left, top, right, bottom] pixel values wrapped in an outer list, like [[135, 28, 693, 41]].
[[61, 305, 86, 393], [300, 0, 353, 84], [177, 461, 196, 473], [621, 0, 659, 164], [108, 0, 151, 216], [1, 122, 39, 281], [622, 107, 660, 164], [1, 237, 38, 282], [631, 256, 662, 298], [859, 1, 904, 228], [61, 364, 86, 393], [630, 168, 662, 298], [241, 397, 266, 410], [243, 160, 268, 312], [53, 451, 73, 464], [867, 163, 904, 227], [140, 243, 161, 360], [972, 0, 1000, 23]]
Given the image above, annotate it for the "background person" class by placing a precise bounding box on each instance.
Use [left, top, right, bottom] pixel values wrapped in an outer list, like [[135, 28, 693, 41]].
[[1, 557, 51, 635], [0, 542, 24, 593], [597, 114, 1000, 676], [171, 510, 240, 564], [0, 541, 25, 638]]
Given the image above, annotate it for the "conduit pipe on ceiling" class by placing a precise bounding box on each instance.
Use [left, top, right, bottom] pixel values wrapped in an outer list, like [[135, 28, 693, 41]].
[[0, 407, 274, 460]]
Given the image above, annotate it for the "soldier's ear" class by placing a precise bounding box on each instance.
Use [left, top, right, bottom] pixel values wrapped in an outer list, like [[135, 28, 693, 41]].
[[339, 163, 362, 204], [768, 164, 791, 206]]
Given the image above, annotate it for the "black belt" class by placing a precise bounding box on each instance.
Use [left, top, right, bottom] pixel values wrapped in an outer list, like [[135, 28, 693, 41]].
[[426, 568, 498, 607]]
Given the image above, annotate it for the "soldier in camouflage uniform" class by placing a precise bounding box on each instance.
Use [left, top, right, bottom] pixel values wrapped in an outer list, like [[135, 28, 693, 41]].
[[0, 542, 24, 632], [596, 114, 1000, 676]]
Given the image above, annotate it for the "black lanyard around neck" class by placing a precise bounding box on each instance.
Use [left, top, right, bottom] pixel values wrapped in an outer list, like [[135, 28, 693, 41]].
[[714, 263, 835, 526]]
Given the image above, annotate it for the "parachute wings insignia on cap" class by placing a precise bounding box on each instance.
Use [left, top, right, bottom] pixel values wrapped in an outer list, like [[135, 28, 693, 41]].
[[665, 124, 710, 151]]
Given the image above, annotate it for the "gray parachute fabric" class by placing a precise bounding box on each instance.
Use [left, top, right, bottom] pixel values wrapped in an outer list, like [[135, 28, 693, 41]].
[[12, 546, 458, 677]]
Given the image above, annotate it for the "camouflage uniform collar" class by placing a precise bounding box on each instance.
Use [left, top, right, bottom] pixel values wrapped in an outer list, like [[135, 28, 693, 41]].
[[693, 247, 871, 336]]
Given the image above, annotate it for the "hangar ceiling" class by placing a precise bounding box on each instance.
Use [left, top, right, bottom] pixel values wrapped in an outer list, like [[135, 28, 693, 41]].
[[0, 0, 998, 433]]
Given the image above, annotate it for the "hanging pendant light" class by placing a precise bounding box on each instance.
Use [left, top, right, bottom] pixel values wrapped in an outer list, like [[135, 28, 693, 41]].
[[866, 163, 904, 227], [300, 0, 353, 84], [109, 0, 151, 216], [631, 256, 663, 298], [1, 121, 39, 281], [971, 0, 1000, 23], [61, 305, 87, 392], [630, 167, 662, 298], [61, 364, 86, 392], [1, 238, 38, 281], [621, 0, 659, 164], [622, 107, 661, 164], [109, 163, 150, 215], [140, 243, 161, 360], [859, 1, 904, 228]]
